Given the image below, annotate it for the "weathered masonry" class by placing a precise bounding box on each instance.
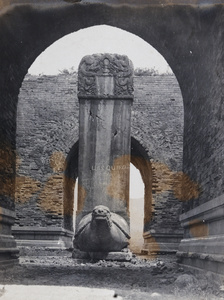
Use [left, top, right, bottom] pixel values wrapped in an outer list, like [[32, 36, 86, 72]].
[[15, 72, 184, 253], [0, 0, 223, 277]]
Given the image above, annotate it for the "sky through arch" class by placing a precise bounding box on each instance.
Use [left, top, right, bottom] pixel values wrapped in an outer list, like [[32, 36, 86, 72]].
[[29, 25, 172, 75]]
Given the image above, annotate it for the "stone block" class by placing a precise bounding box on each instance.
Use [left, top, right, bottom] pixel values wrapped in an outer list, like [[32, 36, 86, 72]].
[[12, 226, 73, 250], [143, 231, 183, 254], [72, 249, 132, 261], [0, 207, 19, 266], [89, 251, 132, 261], [177, 194, 224, 275]]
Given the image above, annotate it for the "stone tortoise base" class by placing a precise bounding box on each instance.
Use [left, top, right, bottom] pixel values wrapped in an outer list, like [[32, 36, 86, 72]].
[[72, 248, 133, 261]]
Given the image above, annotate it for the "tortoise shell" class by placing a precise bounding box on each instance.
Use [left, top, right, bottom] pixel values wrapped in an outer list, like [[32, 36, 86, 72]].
[[74, 205, 130, 252]]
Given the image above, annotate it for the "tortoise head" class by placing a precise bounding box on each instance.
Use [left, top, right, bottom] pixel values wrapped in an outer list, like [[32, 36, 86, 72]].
[[92, 205, 112, 227]]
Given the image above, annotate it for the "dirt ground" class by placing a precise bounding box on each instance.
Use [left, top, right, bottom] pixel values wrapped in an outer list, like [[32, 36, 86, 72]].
[[0, 249, 223, 300]]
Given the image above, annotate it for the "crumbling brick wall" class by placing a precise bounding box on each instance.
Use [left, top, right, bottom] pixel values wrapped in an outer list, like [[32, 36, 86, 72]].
[[16, 74, 79, 227], [132, 76, 184, 233]]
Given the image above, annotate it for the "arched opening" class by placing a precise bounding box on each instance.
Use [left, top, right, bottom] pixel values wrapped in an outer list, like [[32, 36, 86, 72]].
[[63, 141, 79, 231], [0, 1, 221, 277], [64, 137, 152, 240], [15, 24, 183, 253], [129, 163, 144, 254], [73, 178, 79, 233], [28, 25, 172, 76]]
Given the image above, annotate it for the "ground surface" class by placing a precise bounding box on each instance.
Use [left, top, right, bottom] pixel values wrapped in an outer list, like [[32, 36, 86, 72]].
[[0, 250, 223, 300]]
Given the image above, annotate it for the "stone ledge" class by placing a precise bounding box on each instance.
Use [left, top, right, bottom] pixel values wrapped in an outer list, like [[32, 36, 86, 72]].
[[16, 240, 69, 248], [144, 231, 183, 241], [177, 262, 224, 284], [178, 196, 224, 275], [0, 207, 16, 226], [177, 251, 224, 263], [0, 246, 19, 266], [177, 254, 224, 275], [12, 227, 74, 249], [0, 234, 18, 248], [143, 231, 183, 253], [0, 247, 19, 254], [0, 207, 19, 266], [72, 248, 132, 261], [178, 235, 224, 255], [12, 226, 74, 236], [180, 194, 224, 226], [142, 242, 180, 254]]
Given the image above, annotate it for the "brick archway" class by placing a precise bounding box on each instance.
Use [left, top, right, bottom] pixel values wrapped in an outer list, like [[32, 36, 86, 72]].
[[63, 137, 152, 234], [64, 141, 79, 231], [0, 3, 223, 272], [130, 137, 152, 231]]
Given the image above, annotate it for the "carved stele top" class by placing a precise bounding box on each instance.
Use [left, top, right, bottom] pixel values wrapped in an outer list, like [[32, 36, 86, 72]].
[[78, 54, 134, 99]]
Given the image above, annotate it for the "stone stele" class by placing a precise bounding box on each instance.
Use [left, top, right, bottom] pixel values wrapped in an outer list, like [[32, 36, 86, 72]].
[[76, 53, 134, 227]]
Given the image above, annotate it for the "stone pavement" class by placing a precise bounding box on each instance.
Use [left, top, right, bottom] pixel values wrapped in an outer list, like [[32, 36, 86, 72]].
[[0, 285, 122, 300]]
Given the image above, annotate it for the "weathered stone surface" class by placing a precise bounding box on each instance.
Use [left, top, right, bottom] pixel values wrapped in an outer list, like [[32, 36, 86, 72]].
[[0, 207, 19, 265], [89, 251, 132, 261], [78, 53, 134, 98], [72, 249, 132, 261], [12, 226, 73, 249], [74, 205, 130, 252], [143, 231, 183, 254], [77, 54, 134, 225], [177, 194, 224, 275]]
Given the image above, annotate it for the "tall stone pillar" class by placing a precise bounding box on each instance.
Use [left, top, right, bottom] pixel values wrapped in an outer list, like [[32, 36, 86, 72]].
[[77, 54, 134, 226]]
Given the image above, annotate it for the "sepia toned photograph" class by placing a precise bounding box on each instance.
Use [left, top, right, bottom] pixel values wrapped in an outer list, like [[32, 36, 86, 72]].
[[0, 0, 223, 299]]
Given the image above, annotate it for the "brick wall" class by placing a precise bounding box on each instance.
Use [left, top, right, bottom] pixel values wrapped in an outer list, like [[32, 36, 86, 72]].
[[16, 74, 79, 227], [132, 76, 184, 233], [16, 73, 184, 234], [182, 16, 224, 211]]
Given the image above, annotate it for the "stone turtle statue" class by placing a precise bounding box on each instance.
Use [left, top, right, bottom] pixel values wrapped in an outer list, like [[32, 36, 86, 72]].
[[74, 205, 130, 253]]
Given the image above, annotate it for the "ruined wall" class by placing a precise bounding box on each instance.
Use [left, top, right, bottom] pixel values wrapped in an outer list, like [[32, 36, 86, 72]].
[[132, 76, 184, 233], [16, 73, 184, 234]]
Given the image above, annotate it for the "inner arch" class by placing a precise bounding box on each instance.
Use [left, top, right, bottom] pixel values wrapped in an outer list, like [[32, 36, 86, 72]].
[[129, 163, 144, 253]]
